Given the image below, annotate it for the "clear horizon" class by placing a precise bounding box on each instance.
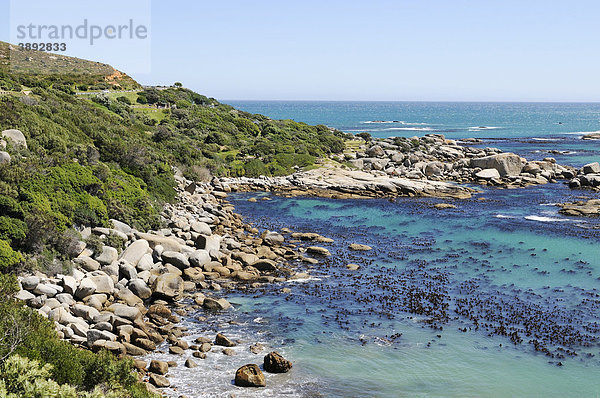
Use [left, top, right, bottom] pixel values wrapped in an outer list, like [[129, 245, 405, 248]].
[[2, 0, 600, 102]]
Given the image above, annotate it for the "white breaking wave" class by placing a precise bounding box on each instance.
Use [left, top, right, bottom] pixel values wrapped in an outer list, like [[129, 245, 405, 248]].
[[495, 214, 516, 219], [524, 215, 571, 222], [531, 137, 559, 141], [383, 127, 435, 131]]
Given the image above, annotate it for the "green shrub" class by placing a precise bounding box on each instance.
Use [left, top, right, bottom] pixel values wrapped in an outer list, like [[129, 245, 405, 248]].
[[0, 239, 23, 270], [0, 354, 77, 398], [0, 216, 27, 244]]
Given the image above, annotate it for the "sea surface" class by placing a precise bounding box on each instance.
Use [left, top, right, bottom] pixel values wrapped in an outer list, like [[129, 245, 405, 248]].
[[158, 102, 600, 397]]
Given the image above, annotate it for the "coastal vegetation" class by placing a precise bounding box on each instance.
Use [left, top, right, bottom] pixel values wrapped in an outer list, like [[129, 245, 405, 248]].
[[0, 41, 346, 396]]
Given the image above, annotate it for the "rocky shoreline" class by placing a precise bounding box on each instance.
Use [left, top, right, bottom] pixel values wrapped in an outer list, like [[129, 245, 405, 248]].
[[220, 134, 583, 200], [12, 134, 599, 395], [14, 173, 312, 395]]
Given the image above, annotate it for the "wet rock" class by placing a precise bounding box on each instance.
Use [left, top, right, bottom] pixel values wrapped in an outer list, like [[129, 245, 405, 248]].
[[261, 231, 284, 246], [251, 259, 277, 271], [346, 263, 360, 271], [149, 360, 169, 375], [169, 346, 184, 355], [263, 351, 292, 373], [149, 373, 170, 388], [434, 203, 456, 209], [215, 333, 236, 347], [234, 364, 266, 387], [199, 342, 212, 352], [185, 358, 197, 368], [249, 343, 265, 354], [348, 243, 372, 251], [222, 348, 236, 356], [306, 246, 331, 256], [203, 297, 231, 311]]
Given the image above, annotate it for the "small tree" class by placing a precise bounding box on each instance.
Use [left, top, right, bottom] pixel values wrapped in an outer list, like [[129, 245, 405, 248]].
[[173, 82, 183, 88]]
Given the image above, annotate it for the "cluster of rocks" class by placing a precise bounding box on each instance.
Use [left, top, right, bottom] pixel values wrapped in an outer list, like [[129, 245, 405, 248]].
[[234, 351, 293, 388], [567, 162, 600, 190], [220, 134, 579, 200], [15, 174, 308, 392], [341, 135, 575, 187], [558, 199, 600, 217], [0, 128, 27, 164]]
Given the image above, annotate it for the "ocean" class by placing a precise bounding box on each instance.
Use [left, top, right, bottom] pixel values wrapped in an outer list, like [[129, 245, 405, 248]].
[[154, 102, 600, 397]]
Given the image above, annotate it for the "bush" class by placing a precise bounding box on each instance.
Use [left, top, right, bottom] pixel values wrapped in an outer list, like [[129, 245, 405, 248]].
[[0, 354, 77, 397], [0, 239, 23, 270]]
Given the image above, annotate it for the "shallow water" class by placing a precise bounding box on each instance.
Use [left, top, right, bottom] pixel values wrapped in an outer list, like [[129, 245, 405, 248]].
[[160, 102, 600, 397], [220, 185, 600, 397]]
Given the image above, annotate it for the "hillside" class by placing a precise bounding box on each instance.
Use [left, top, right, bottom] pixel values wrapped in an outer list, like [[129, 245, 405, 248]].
[[0, 43, 347, 397], [0, 42, 347, 265]]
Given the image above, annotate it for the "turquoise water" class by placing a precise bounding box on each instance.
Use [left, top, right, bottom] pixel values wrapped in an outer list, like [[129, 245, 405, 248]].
[[225, 184, 600, 397], [182, 102, 600, 397]]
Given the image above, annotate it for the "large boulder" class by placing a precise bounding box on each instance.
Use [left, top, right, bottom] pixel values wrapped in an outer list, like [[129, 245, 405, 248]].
[[108, 303, 142, 321], [470, 153, 523, 177], [128, 279, 152, 299], [475, 168, 501, 180], [75, 278, 97, 299], [95, 246, 118, 266], [74, 256, 101, 272], [120, 239, 150, 266], [134, 232, 182, 252], [20, 276, 40, 291], [261, 231, 284, 246], [87, 272, 114, 294], [149, 360, 169, 375], [195, 234, 221, 252], [188, 250, 211, 267], [234, 364, 266, 387], [366, 145, 385, 157], [149, 373, 170, 388], [161, 251, 190, 269], [203, 297, 231, 311], [0, 151, 10, 164], [110, 219, 132, 235], [582, 162, 600, 175], [1, 129, 27, 148], [263, 351, 292, 373], [151, 272, 184, 300], [190, 221, 211, 235]]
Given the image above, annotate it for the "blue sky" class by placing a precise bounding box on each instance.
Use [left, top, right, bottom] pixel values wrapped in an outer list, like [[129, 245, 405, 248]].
[[2, 0, 600, 101]]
